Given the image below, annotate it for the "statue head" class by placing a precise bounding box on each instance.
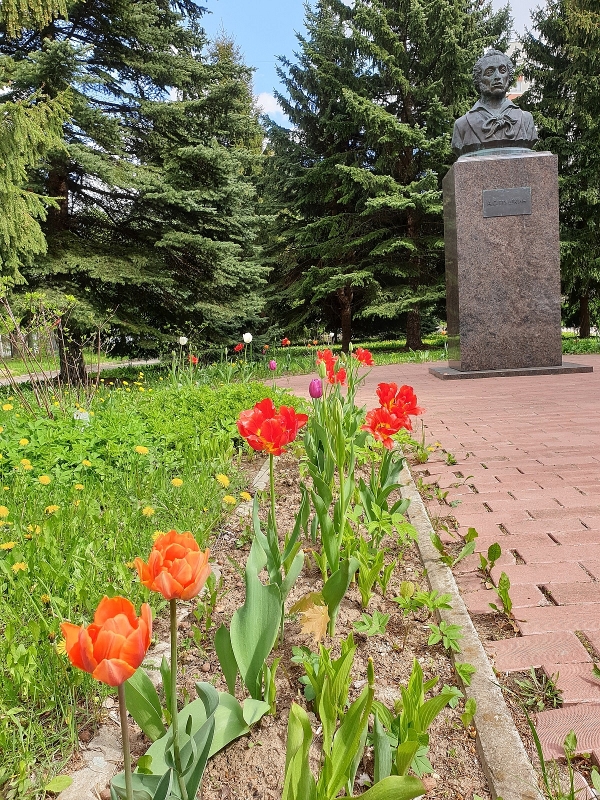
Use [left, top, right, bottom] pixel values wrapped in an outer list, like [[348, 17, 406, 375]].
[[472, 50, 515, 98]]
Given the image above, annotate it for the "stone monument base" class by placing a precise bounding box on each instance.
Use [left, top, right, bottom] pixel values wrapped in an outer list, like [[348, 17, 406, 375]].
[[430, 362, 593, 381]]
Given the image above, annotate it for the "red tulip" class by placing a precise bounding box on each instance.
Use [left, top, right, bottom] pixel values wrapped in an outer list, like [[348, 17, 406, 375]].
[[353, 347, 374, 366], [233, 343, 244, 353], [237, 397, 308, 456], [281, 337, 291, 347], [316, 349, 346, 385], [361, 407, 410, 449], [61, 597, 152, 686], [376, 382, 424, 418], [188, 354, 199, 365], [135, 531, 211, 601]]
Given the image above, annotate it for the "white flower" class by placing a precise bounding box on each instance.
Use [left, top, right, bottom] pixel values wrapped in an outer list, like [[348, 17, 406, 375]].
[[178, 336, 188, 345], [329, 332, 335, 341], [243, 332, 253, 344]]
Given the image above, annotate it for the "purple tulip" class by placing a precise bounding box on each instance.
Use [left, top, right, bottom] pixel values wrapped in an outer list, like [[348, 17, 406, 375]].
[[309, 378, 323, 399], [268, 359, 277, 371]]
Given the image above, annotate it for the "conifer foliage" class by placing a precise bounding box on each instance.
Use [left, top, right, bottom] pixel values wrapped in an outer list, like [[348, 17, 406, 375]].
[[521, 0, 600, 336], [264, 0, 509, 349]]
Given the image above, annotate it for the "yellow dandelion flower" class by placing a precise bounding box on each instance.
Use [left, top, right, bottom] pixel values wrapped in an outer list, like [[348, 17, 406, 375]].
[[74, 483, 84, 491], [0, 521, 12, 526], [125, 561, 135, 569], [89, 411, 95, 416], [20, 458, 30, 465], [0, 506, 9, 518], [24, 533, 32, 540], [122, 380, 129, 386], [0, 541, 15, 550], [38, 475, 52, 485], [45, 505, 60, 514], [55, 639, 67, 655], [2, 404, 13, 411], [27, 524, 41, 534], [139, 372, 144, 378], [3, 487, 9, 491], [73, 500, 81, 507], [159, 377, 164, 381], [152, 530, 166, 541], [53, 401, 60, 407], [19, 438, 29, 446], [23, 464, 33, 471], [171, 477, 184, 487], [240, 491, 252, 502], [216, 473, 230, 489], [222, 495, 236, 506], [125, 388, 131, 392], [142, 506, 155, 517], [0, 426, 3, 432], [82, 459, 92, 467], [134, 445, 149, 455], [12, 562, 27, 573], [41, 594, 51, 604], [139, 387, 145, 392]]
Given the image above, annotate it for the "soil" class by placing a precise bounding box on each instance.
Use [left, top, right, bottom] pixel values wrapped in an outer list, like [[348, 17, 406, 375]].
[[152, 451, 493, 800]]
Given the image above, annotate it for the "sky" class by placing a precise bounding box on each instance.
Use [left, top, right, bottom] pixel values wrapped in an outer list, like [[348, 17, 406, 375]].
[[201, 0, 539, 124]]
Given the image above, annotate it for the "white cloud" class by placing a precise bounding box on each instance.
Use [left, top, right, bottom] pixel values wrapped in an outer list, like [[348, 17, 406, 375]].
[[256, 92, 284, 117]]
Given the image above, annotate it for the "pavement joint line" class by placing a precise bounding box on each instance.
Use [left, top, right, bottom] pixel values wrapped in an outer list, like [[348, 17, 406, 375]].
[[399, 458, 540, 800]]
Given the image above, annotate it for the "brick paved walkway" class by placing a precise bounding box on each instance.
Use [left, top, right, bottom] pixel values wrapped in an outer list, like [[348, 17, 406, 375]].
[[277, 354, 600, 760]]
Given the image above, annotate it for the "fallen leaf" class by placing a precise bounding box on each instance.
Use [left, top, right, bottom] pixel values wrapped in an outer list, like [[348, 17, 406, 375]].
[[299, 603, 329, 645], [290, 591, 325, 613]]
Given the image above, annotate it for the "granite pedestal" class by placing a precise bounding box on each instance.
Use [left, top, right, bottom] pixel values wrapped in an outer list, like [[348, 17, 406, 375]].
[[434, 150, 588, 379]]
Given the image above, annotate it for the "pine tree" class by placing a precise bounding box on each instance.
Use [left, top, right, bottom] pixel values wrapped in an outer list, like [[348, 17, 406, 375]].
[[1, 1, 268, 377], [0, 0, 68, 282], [521, 0, 600, 336], [263, 0, 509, 350]]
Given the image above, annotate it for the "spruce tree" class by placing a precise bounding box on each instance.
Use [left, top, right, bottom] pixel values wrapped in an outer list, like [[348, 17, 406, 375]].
[[264, 0, 509, 350], [521, 0, 600, 336]]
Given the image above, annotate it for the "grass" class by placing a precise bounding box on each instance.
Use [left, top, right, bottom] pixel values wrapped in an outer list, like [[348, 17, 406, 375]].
[[0, 373, 302, 797]]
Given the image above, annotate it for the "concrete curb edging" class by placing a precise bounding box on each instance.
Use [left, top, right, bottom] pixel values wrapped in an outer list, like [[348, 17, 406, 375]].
[[399, 461, 540, 800]]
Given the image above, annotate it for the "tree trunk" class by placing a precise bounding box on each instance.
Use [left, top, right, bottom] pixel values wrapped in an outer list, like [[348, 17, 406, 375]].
[[580, 291, 591, 338], [405, 306, 423, 350], [46, 161, 69, 231], [58, 336, 87, 386], [336, 285, 353, 353]]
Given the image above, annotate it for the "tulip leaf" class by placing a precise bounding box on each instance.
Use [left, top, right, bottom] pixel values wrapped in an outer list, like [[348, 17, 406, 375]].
[[242, 698, 270, 727], [281, 549, 305, 601], [230, 539, 282, 699], [281, 704, 317, 800], [111, 770, 171, 800], [214, 624, 238, 696], [124, 668, 166, 742], [358, 775, 426, 800], [180, 685, 216, 800], [373, 711, 392, 783], [322, 557, 360, 625]]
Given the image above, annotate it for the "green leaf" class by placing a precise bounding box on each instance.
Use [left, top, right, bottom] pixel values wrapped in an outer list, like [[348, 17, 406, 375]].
[[461, 697, 477, 728], [215, 624, 238, 696], [455, 662, 477, 687], [230, 539, 282, 699], [124, 668, 166, 742], [359, 775, 425, 799], [322, 556, 359, 624], [373, 711, 392, 782], [395, 740, 420, 776], [242, 698, 271, 727], [44, 776, 73, 792], [281, 704, 317, 800]]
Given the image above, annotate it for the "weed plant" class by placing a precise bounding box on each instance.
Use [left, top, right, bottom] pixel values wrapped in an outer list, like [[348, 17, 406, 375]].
[[0, 375, 296, 796]]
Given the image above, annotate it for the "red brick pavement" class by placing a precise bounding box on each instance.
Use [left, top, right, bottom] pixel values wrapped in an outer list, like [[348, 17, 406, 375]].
[[276, 354, 600, 759]]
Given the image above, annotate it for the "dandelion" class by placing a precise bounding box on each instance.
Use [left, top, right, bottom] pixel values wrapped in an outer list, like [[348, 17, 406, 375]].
[[20, 459, 30, 466], [27, 524, 41, 534], [2, 404, 13, 411], [55, 639, 67, 655], [216, 473, 230, 489], [82, 459, 92, 467], [38, 475, 52, 485], [171, 478, 184, 487], [139, 387, 145, 392], [12, 562, 27, 573], [125, 561, 135, 569], [142, 506, 155, 517], [23, 464, 33, 471], [41, 594, 51, 604], [73, 500, 81, 507], [0, 506, 9, 518], [74, 483, 84, 491], [240, 491, 252, 502], [45, 505, 60, 514], [152, 530, 166, 541], [0, 426, 3, 433], [0, 541, 15, 550], [19, 438, 29, 446], [24, 533, 33, 539], [123, 381, 129, 386], [223, 495, 236, 505], [134, 445, 149, 455]]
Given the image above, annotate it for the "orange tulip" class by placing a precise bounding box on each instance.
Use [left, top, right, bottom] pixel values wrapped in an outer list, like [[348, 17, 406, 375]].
[[61, 596, 152, 686], [135, 530, 211, 601]]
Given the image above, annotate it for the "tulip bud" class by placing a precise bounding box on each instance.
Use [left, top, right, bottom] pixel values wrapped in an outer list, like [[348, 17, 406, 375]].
[[309, 378, 323, 399], [268, 360, 277, 370], [243, 332, 253, 344], [316, 361, 327, 380]]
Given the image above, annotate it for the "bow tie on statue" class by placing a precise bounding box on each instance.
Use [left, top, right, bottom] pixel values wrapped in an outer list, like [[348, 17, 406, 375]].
[[480, 109, 519, 140]]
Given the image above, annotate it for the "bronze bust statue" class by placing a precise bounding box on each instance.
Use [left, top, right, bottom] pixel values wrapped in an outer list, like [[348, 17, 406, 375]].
[[451, 50, 538, 157]]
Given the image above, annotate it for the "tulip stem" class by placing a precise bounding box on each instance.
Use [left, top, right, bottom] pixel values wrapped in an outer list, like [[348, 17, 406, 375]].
[[269, 454, 285, 646], [117, 684, 134, 800], [170, 599, 189, 800]]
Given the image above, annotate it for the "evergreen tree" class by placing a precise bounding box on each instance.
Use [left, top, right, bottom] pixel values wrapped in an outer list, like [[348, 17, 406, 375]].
[[0, 0, 68, 282], [521, 0, 600, 337], [1, 1, 268, 379], [263, 0, 509, 350]]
